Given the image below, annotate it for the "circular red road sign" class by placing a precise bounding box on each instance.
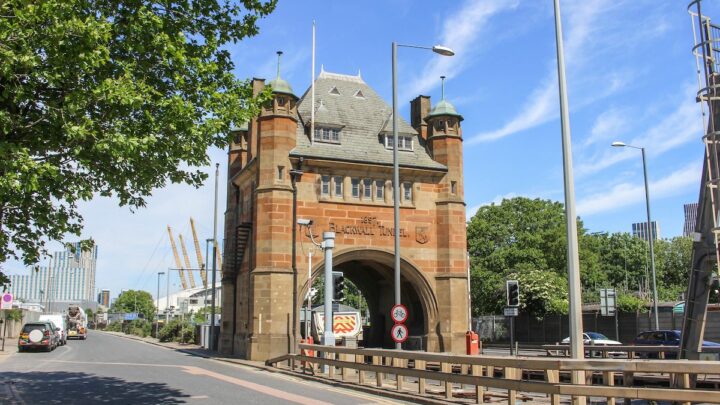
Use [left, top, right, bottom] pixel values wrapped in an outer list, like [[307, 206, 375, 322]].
[[391, 323, 409, 343], [390, 304, 409, 324]]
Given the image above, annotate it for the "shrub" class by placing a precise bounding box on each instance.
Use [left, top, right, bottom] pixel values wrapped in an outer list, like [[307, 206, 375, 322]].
[[126, 319, 151, 337], [158, 319, 181, 342], [105, 321, 122, 332]]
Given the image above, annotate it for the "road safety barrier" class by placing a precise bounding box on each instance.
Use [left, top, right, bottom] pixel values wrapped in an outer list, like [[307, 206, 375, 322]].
[[266, 343, 720, 404]]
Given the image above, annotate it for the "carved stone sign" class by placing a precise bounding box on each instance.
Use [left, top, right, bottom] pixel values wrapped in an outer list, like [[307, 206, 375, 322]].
[[327, 216, 429, 243]]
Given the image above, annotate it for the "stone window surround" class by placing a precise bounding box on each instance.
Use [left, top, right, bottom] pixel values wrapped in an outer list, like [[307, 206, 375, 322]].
[[317, 174, 414, 206], [383, 133, 414, 151]]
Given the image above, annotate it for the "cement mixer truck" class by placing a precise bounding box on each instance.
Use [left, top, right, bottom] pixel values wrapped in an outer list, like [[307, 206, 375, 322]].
[[66, 305, 87, 340]]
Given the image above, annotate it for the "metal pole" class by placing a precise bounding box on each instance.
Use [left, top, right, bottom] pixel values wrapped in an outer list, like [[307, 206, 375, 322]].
[[205, 239, 211, 319], [166, 268, 170, 323], [553, 1, 585, 398], [322, 232, 335, 347], [307, 251, 313, 339], [509, 317, 515, 356], [210, 163, 220, 351], [156, 272, 163, 338], [641, 148, 660, 329], [391, 41, 402, 350]]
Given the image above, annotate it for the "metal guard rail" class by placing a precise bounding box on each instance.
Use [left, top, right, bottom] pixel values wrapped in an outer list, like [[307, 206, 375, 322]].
[[264, 343, 720, 405]]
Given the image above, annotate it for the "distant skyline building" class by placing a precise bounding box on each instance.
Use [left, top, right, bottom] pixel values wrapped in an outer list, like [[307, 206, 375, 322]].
[[684, 203, 699, 237], [97, 289, 110, 307], [632, 221, 660, 241], [8, 242, 98, 308]]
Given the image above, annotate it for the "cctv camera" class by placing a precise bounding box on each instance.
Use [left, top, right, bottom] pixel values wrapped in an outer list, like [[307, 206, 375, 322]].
[[297, 218, 313, 226]]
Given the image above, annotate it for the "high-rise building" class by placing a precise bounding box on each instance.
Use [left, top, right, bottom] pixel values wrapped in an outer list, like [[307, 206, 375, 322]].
[[97, 289, 110, 307], [684, 203, 699, 237], [632, 221, 660, 241], [8, 242, 98, 308]]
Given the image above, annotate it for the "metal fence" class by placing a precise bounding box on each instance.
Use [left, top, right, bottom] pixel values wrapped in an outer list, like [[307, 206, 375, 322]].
[[473, 311, 720, 344]]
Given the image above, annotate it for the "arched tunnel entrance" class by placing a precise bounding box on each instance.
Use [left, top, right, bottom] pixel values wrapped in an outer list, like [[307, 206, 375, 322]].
[[299, 248, 438, 350]]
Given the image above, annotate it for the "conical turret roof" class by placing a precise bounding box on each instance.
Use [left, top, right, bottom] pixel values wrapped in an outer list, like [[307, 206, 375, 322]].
[[426, 76, 463, 121], [268, 51, 295, 96]]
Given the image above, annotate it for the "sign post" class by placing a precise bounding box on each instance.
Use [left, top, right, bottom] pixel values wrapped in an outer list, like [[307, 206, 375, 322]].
[[505, 281, 519, 356], [390, 304, 409, 346], [600, 288, 619, 340]]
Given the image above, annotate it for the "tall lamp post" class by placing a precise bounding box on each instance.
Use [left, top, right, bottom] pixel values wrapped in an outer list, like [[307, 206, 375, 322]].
[[552, 4, 586, 400], [391, 42, 454, 349], [156, 271, 165, 337], [210, 163, 220, 351], [611, 141, 659, 329]]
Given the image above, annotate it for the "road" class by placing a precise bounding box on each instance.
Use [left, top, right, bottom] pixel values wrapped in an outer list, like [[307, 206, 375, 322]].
[[0, 331, 404, 405]]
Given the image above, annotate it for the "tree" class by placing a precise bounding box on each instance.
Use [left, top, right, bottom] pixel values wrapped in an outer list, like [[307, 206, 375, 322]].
[[0, 0, 277, 284], [192, 306, 220, 324], [111, 290, 155, 321], [85, 308, 95, 322], [467, 197, 584, 317]]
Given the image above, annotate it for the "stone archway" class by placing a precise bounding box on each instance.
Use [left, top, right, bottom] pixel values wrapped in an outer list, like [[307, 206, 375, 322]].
[[298, 248, 438, 349]]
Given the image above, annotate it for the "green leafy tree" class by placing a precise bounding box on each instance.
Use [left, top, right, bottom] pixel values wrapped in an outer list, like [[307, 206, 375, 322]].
[[0, 0, 277, 285], [85, 308, 94, 321], [467, 197, 584, 317], [192, 306, 221, 324], [111, 290, 155, 321]]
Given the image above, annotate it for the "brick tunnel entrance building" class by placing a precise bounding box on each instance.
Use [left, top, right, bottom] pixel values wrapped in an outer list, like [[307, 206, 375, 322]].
[[219, 68, 468, 361]]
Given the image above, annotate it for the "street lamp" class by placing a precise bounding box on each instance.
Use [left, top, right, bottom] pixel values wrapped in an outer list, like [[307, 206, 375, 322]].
[[391, 41, 454, 349], [611, 141, 659, 329], [156, 272, 165, 337]]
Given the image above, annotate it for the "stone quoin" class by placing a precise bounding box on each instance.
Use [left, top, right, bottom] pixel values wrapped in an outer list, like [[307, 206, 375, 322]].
[[219, 62, 468, 361]]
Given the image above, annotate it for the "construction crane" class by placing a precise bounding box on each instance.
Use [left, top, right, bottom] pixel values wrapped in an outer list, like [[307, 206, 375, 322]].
[[178, 234, 197, 289], [215, 240, 223, 270], [682, 1, 720, 368], [190, 217, 208, 288], [167, 226, 189, 290]]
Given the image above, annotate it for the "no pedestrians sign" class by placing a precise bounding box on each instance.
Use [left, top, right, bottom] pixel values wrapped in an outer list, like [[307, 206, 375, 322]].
[[391, 323, 409, 343]]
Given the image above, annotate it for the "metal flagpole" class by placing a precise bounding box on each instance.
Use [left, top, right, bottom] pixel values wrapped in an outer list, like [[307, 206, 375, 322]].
[[310, 21, 316, 146]]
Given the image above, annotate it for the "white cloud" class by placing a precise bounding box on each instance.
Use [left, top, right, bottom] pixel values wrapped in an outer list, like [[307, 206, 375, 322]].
[[575, 89, 702, 177], [583, 107, 631, 147], [465, 0, 623, 144], [466, 192, 519, 221], [401, 0, 520, 101], [577, 162, 701, 216]]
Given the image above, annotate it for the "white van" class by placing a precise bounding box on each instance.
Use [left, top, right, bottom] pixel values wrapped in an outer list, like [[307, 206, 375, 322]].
[[38, 314, 67, 345]]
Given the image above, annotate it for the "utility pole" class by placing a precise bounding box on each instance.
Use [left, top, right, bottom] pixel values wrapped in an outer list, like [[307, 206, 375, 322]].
[[210, 163, 220, 351]]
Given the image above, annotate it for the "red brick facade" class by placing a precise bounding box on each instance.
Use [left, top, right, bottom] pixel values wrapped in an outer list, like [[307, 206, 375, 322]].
[[220, 72, 468, 361]]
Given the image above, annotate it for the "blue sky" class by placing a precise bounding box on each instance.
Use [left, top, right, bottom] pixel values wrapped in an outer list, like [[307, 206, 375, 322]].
[[6, 0, 717, 298]]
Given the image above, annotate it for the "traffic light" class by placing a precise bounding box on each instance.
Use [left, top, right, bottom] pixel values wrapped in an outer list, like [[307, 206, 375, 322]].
[[332, 271, 345, 301], [506, 280, 520, 307]]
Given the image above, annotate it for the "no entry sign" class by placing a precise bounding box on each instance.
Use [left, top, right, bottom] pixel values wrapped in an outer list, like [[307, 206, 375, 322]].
[[390, 304, 408, 324], [391, 323, 409, 343]]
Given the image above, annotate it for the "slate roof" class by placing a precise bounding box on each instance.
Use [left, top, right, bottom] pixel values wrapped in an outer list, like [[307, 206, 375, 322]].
[[290, 70, 447, 171]]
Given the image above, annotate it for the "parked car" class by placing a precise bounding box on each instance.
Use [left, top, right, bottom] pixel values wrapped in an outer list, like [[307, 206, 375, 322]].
[[562, 332, 622, 346], [562, 332, 624, 358], [631, 330, 720, 358], [39, 314, 67, 346], [18, 321, 59, 352]]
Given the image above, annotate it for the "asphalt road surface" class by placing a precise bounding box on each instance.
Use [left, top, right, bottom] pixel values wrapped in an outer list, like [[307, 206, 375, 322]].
[[0, 331, 404, 405]]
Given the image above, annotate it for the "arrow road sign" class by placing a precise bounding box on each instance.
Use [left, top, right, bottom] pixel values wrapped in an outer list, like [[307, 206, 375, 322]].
[[391, 323, 409, 343], [390, 304, 408, 324]]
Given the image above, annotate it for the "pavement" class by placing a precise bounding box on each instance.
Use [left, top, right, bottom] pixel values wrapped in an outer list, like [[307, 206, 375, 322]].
[[0, 330, 410, 404]]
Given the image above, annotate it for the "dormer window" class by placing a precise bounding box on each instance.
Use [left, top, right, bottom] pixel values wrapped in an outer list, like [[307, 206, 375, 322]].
[[353, 90, 365, 99], [384, 134, 413, 151], [329, 86, 341, 95], [314, 126, 341, 144]]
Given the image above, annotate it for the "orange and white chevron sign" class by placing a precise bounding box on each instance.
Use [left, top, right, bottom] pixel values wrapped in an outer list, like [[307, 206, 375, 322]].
[[333, 315, 357, 334]]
